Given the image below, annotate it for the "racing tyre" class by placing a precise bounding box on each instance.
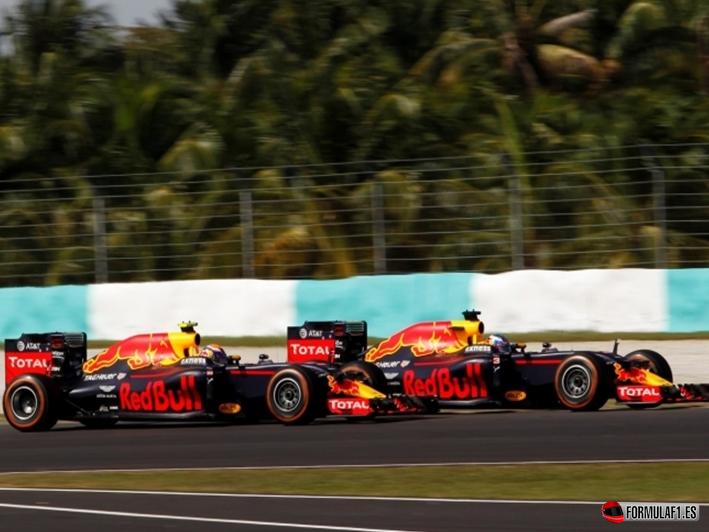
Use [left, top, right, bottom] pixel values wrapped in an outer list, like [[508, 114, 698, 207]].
[[338, 360, 388, 393], [3, 375, 60, 432], [266, 367, 317, 425], [79, 419, 118, 429], [338, 360, 387, 422], [623, 349, 673, 409], [554, 353, 609, 411]]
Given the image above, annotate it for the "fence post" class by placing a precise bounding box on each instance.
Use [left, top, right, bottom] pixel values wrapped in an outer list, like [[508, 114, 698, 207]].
[[92, 194, 108, 284], [372, 180, 387, 274], [641, 146, 667, 269], [239, 188, 255, 278], [503, 153, 525, 270]]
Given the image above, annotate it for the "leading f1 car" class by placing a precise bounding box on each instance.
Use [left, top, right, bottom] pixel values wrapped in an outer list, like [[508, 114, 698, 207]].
[[288, 311, 709, 411], [2, 322, 433, 432]]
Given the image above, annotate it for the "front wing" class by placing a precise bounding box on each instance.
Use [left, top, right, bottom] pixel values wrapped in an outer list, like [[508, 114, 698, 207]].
[[326, 394, 438, 416], [616, 383, 709, 406]]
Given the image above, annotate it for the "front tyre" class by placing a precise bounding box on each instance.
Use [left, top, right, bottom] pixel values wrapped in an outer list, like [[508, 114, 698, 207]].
[[266, 367, 316, 425], [338, 360, 388, 393], [3, 375, 60, 432], [554, 354, 609, 411]]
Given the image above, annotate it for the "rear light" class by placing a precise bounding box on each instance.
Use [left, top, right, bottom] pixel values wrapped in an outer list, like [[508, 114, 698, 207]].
[[50, 335, 64, 349], [334, 324, 345, 336]]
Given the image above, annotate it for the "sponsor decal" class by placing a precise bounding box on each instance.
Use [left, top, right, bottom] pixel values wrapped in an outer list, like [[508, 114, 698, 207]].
[[384, 372, 399, 379], [364, 322, 470, 362], [84, 373, 117, 381], [16, 341, 41, 352], [401, 360, 410, 368], [180, 357, 207, 366], [7, 356, 50, 370], [99, 385, 116, 393], [376, 360, 400, 369], [5, 353, 52, 384], [83, 334, 188, 374], [218, 403, 242, 415], [464, 345, 492, 353], [614, 363, 648, 384], [492, 356, 500, 365], [287, 339, 334, 362], [52, 351, 63, 357], [96, 394, 117, 399], [327, 375, 365, 397], [504, 390, 527, 402], [616, 385, 662, 402], [299, 328, 308, 339], [117, 373, 127, 380], [403, 365, 488, 399], [327, 397, 372, 416], [119, 376, 202, 412]]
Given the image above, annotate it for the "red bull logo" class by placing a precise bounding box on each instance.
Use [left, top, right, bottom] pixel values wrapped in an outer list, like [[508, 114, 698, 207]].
[[119, 376, 202, 412], [614, 363, 648, 384], [84, 333, 197, 374], [327, 375, 362, 397], [365, 322, 469, 363], [403, 365, 487, 400]]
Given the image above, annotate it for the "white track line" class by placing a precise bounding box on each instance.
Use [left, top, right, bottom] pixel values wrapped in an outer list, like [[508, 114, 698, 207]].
[[0, 488, 708, 506], [2, 458, 709, 475], [0, 502, 421, 532]]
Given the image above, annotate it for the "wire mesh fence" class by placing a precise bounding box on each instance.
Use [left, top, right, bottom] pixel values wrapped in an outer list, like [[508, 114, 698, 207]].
[[1, 143, 709, 287]]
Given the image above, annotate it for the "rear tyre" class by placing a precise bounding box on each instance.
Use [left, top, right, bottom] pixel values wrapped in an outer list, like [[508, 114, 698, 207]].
[[554, 354, 609, 411], [3, 375, 60, 432], [79, 419, 118, 429], [623, 350, 673, 409], [266, 367, 316, 425], [338, 360, 388, 393]]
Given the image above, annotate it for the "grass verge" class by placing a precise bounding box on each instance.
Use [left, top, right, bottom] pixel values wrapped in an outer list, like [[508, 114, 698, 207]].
[[1, 463, 708, 502]]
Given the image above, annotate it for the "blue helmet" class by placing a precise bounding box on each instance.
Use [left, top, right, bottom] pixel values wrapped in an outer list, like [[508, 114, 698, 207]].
[[487, 334, 511, 354], [200, 344, 228, 363]]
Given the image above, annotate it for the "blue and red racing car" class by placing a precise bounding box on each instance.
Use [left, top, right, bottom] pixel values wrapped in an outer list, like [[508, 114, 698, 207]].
[[286, 310, 709, 411], [2, 322, 434, 432]]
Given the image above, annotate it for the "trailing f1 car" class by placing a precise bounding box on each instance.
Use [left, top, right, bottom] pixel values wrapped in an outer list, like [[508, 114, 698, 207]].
[[288, 311, 709, 411], [2, 322, 434, 432]]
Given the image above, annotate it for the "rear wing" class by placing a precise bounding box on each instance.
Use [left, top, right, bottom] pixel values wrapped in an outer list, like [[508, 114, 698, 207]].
[[5, 332, 87, 386], [287, 321, 367, 365]]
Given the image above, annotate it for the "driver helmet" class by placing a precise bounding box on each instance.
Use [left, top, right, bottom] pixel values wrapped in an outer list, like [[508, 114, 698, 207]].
[[199, 344, 228, 364], [487, 334, 511, 354]]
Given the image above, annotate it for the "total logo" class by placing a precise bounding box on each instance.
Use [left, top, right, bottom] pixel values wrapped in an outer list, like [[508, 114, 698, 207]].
[[327, 397, 371, 416], [7, 356, 49, 370], [617, 385, 662, 402], [289, 343, 331, 357]]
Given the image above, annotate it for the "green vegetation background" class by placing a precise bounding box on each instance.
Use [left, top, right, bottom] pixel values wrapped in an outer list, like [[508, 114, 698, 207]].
[[2, 0, 709, 286]]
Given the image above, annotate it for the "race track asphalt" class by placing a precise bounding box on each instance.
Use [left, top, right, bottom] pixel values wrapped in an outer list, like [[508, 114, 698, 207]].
[[1, 407, 708, 531], [1, 406, 708, 472], [0, 489, 704, 532]]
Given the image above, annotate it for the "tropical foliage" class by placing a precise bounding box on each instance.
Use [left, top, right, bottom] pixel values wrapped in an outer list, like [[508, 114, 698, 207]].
[[1, 0, 709, 286]]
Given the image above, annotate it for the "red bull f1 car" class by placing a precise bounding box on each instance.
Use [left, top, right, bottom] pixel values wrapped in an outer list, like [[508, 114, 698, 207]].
[[2, 322, 434, 432], [287, 310, 709, 411]]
